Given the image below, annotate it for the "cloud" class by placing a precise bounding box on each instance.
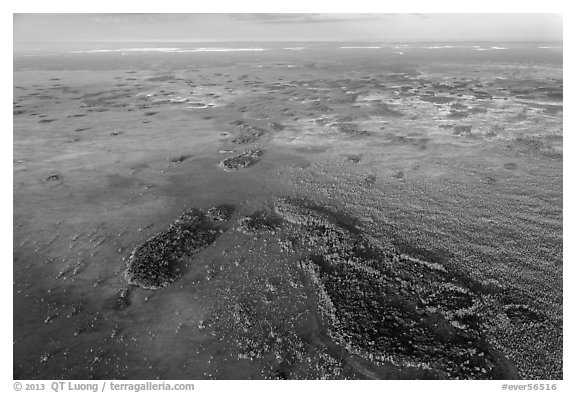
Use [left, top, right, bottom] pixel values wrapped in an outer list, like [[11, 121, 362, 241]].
[[87, 14, 199, 25], [230, 13, 388, 24]]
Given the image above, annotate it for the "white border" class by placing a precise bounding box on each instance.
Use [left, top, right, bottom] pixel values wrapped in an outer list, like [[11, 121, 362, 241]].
[[5, 2, 570, 391]]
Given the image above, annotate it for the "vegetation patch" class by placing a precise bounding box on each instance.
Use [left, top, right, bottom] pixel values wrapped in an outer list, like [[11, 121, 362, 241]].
[[274, 197, 513, 379], [218, 149, 263, 171], [237, 210, 281, 235], [125, 208, 224, 289]]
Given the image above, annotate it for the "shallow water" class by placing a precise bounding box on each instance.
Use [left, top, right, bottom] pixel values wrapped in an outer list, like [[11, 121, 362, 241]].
[[14, 44, 562, 379]]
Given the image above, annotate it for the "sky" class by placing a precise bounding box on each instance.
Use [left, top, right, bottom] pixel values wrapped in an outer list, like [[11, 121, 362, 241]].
[[13, 13, 563, 48]]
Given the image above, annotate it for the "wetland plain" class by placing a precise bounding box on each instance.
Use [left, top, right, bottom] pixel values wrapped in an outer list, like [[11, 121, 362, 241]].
[[13, 42, 562, 379]]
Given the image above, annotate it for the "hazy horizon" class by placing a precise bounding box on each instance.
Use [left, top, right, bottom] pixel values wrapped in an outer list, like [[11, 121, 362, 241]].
[[14, 13, 563, 51]]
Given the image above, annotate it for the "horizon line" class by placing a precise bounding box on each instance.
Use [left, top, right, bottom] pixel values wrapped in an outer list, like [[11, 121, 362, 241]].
[[14, 38, 564, 44]]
